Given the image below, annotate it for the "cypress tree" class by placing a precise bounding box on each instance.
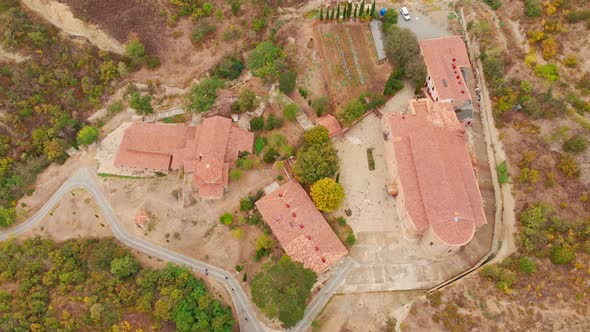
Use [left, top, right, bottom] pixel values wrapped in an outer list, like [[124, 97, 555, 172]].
[[331, 6, 335, 20], [320, 6, 324, 21], [348, 2, 353, 18], [370, 0, 376, 17], [336, 4, 340, 20], [360, 0, 365, 16], [353, 4, 358, 19]]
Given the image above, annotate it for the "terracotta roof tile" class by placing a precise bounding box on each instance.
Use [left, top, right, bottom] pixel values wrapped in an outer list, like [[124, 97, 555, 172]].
[[316, 115, 342, 137], [255, 180, 348, 273], [419, 36, 472, 102], [383, 98, 486, 246], [115, 116, 253, 198]]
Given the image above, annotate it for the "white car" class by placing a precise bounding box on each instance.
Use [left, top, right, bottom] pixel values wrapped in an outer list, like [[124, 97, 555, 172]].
[[400, 7, 411, 21]]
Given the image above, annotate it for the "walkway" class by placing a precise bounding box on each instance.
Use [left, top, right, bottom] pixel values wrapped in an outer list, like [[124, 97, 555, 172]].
[[0, 168, 353, 332]]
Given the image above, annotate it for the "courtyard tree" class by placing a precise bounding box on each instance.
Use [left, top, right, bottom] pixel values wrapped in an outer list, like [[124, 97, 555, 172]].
[[186, 77, 225, 113], [248, 42, 287, 82], [384, 26, 425, 91], [310, 178, 345, 212], [76, 125, 99, 146], [293, 126, 339, 184], [232, 89, 258, 113], [251, 255, 317, 328]]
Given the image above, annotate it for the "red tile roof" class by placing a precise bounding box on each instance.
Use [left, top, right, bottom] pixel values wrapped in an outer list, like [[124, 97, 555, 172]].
[[419, 36, 471, 102], [255, 180, 348, 273], [115, 116, 253, 199], [316, 115, 342, 137], [383, 98, 486, 246]]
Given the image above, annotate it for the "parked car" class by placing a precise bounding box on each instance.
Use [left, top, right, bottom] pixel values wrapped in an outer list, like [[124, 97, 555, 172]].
[[400, 7, 411, 21]]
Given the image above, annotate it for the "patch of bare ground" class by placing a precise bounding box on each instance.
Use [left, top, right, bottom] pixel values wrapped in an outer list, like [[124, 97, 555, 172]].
[[316, 290, 423, 332], [402, 254, 590, 332]]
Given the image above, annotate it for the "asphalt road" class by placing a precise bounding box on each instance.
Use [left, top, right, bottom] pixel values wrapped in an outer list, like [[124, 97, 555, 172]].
[[0, 168, 354, 332]]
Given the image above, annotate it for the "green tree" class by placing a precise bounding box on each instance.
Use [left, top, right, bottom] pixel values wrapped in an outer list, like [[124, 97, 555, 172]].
[[232, 89, 258, 113], [293, 127, 339, 184], [279, 71, 296, 94], [524, 0, 542, 17], [129, 92, 154, 115], [353, 5, 358, 19], [76, 126, 99, 146], [248, 42, 287, 82], [213, 53, 244, 80], [110, 255, 140, 278], [336, 4, 340, 20], [255, 233, 275, 257], [384, 26, 425, 90], [0, 207, 16, 227], [360, 0, 365, 16], [125, 39, 146, 59], [219, 212, 234, 225], [251, 255, 317, 328], [310, 178, 345, 212], [382, 9, 398, 30], [250, 116, 265, 131], [339, 99, 365, 126], [518, 256, 537, 274], [186, 77, 225, 113], [370, 0, 376, 17], [319, 6, 324, 21]]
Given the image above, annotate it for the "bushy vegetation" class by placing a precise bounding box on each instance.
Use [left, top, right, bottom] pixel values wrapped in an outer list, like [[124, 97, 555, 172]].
[[213, 53, 244, 80], [550, 245, 575, 265], [283, 103, 299, 121], [534, 63, 559, 81], [496, 160, 509, 184], [480, 264, 516, 292], [0, 5, 132, 226], [0, 237, 234, 331], [483, 0, 501, 10], [562, 134, 587, 153], [310, 178, 345, 212], [186, 77, 225, 113], [524, 0, 542, 18], [293, 126, 339, 184], [279, 70, 296, 94], [383, 68, 404, 96], [248, 42, 287, 82], [311, 97, 330, 116], [76, 126, 99, 146], [251, 255, 317, 328], [191, 19, 215, 44], [129, 92, 154, 115], [231, 89, 258, 113], [517, 256, 537, 274]]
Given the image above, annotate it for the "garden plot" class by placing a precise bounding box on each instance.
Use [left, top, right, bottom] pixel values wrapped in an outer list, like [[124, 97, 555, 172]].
[[315, 23, 386, 109]]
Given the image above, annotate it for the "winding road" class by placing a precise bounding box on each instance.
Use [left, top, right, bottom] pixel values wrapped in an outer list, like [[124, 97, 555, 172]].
[[0, 167, 354, 332]]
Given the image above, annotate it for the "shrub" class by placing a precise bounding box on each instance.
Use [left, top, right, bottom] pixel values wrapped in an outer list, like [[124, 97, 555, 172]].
[[125, 39, 145, 59], [524, 0, 542, 17], [518, 168, 540, 185], [191, 19, 215, 44], [213, 53, 244, 80], [519, 203, 551, 253], [283, 103, 299, 121], [265, 114, 283, 130], [337, 217, 347, 226], [483, 0, 501, 10], [293, 127, 339, 184], [110, 255, 140, 279], [550, 245, 575, 265], [108, 101, 124, 114], [219, 213, 234, 225], [541, 38, 557, 60], [345, 232, 356, 246], [563, 54, 578, 68], [233, 89, 258, 113], [129, 92, 153, 115], [186, 77, 225, 113], [248, 42, 287, 82], [383, 70, 404, 96], [310, 178, 345, 212], [240, 197, 255, 211], [312, 97, 330, 116], [496, 160, 509, 184], [566, 10, 590, 23], [557, 154, 580, 177], [146, 56, 160, 69], [278, 71, 296, 94], [254, 137, 266, 154], [563, 135, 587, 153], [250, 116, 264, 131], [518, 256, 537, 274], [339, 99, 365, 126], [262, 148, 279, 163], [479, 264, 516, 288], [229, 168, 242, 181], [76, 126, 99, 145], [382, 8, 398, 30], [0, 207, 16, 227], [534, 64, 559, 81]]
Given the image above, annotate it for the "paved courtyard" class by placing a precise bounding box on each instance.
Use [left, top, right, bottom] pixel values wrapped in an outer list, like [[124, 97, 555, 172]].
[[333, 96, 495, 292]]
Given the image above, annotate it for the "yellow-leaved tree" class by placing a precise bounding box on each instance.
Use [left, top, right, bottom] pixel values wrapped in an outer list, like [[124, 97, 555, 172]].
[[310, 178, 345, 212]]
